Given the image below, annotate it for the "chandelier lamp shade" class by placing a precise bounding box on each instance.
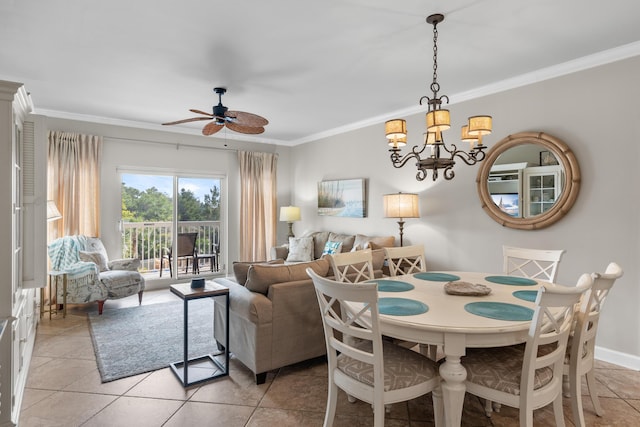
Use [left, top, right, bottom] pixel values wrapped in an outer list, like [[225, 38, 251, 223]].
[[279, 205, 301, 239], [385, 13, 493, 181], [383, 193, 420, 247]]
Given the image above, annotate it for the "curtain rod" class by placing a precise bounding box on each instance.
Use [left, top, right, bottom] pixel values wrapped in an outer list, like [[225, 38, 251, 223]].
[[104, 135, 239, 153]]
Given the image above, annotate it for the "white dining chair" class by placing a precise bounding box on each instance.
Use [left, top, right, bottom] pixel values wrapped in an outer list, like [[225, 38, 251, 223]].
[[383, 245, 427, 276], [503, 245, 566, 282], [327, 249, 375, 283], [306, 268, 441, 427], [565, 262, 623, 427], [462, 273, 593, 427]]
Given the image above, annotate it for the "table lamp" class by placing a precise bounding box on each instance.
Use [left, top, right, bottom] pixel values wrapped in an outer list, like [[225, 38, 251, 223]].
[[383, 193, 420, 246], [279, 206, 301, 239], [46, 200, 62, 222]]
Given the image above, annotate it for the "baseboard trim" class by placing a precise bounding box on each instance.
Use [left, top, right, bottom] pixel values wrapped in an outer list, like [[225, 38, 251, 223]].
[[595, 345, 640, 370]]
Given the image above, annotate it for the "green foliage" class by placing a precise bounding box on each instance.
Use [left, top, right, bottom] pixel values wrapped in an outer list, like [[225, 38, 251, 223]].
[[121, 182, 220, 222]]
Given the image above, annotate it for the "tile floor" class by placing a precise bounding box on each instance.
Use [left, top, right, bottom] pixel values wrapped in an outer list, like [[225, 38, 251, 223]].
[[20, 289, 640, 426]]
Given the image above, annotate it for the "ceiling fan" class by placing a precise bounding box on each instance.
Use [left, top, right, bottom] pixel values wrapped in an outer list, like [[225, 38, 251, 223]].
[[162, 87, 268, 135]]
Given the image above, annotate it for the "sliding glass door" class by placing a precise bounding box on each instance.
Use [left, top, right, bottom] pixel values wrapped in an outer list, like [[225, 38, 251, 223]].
[[120, 172, 223, 281]]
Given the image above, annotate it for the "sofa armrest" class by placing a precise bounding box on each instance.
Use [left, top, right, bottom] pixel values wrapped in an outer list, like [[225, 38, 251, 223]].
[[270, 244, 289, 261], [214, 277, 273, 325], [267, 279, 326, 368], [108, 258, 141, 271]]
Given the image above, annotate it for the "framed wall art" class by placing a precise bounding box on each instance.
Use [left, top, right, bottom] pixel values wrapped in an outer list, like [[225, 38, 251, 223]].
[[317, 178, 367, 218]]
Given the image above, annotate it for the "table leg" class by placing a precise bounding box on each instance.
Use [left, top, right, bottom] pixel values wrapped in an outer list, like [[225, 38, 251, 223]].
[[183, 299, 189, 386], [440, 334, 467, 427]]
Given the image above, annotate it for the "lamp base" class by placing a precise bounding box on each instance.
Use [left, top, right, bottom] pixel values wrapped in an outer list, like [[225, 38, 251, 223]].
[[397, 220, 405, 247], [287, 222, 295, 239]]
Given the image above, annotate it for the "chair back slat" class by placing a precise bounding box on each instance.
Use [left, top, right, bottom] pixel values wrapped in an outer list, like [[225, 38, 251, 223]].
[[384, 245, 427, 276], [327, 249, 375, 283], [521, 274, 592, 400], [503, 245, 565, 282]]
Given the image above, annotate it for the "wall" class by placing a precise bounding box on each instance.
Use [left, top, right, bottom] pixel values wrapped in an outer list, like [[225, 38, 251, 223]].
[[289, 56, 640, 366]]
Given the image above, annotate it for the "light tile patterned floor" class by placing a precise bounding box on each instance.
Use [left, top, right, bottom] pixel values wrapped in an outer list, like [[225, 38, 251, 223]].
[[20, 289, 640, 426]]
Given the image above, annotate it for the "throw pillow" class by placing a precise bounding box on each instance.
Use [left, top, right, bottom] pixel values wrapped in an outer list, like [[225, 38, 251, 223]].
[[328, 232, 356, 252], [79, 250, 110, 272], [286, 236, 314, 262], [232, 259, 284, 285], [322, 240, 343, 256]]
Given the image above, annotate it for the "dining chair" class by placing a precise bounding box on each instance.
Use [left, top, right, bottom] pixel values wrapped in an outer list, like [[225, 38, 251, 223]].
[[383, 245, 426, 276], [565, 262, 623, 427], [503, 245, 566, 282], [462, 273, 593, 427], [306, 268, 441, 427], [327, 249, 375, 283]]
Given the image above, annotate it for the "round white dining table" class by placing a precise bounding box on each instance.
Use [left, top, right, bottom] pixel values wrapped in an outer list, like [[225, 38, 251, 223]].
[[365, 271, 553, 427]]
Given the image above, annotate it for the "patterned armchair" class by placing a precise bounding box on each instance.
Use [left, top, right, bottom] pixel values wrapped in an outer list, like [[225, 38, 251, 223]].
[[48, 235, 145, 314]]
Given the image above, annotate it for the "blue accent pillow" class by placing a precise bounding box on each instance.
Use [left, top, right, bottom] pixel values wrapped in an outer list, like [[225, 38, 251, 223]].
[[322, 240, 343, 256]]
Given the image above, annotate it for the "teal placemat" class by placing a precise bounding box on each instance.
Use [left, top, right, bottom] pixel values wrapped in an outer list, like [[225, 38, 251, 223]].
[[366, 279, 414, 292], [464, 302, 534, 321], [484, 275, 537, 286], [379, 298, 428, 316], [513, 290, 538, 302], [414, 272, 461, 282]]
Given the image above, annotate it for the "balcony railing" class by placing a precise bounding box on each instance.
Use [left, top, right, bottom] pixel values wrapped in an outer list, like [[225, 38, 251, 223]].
[[121, 221, 221, 274]]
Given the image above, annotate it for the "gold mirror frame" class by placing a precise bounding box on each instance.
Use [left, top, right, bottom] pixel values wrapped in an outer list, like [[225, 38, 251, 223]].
[[476, 131, 581, 230]]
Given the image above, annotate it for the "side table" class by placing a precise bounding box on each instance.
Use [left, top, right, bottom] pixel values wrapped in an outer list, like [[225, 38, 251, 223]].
[[41, 271, 67, 319], [169, 281, 229, 387]]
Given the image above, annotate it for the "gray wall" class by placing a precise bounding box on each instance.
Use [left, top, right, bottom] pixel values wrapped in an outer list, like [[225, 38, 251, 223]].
[[288, 56, 640, 366]]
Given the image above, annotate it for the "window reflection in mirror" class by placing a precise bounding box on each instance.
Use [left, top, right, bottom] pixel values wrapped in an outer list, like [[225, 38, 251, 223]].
[[487, 143, 564, 219]]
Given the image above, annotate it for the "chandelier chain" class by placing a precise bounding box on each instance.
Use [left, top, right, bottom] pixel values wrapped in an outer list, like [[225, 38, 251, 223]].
[[432, 22, 439, 92]]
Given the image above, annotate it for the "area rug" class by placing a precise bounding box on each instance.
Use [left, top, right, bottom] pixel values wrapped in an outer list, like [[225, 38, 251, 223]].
[[88, 299, 217, 382]]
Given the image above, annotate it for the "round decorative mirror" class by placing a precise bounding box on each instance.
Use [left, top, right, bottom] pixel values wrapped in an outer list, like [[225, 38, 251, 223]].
[[476, 131, 580, 230]]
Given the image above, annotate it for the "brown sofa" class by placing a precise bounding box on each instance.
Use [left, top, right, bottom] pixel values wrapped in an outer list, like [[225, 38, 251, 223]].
[[213, 248, 387, 384]]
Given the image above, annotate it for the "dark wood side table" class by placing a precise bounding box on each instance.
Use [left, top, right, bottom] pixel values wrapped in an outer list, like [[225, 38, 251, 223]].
[[169, 281, 229, 387]]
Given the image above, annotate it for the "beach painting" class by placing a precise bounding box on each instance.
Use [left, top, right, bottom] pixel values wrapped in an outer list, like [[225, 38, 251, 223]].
[[317, 178, 367, 218]]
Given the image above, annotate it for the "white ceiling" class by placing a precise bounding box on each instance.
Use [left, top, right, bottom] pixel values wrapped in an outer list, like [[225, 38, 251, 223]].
[[2, 0, 640, 145]]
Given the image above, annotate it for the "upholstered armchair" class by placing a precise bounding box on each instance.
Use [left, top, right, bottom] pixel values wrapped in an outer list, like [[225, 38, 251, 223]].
[[48, 235, 145, 314]]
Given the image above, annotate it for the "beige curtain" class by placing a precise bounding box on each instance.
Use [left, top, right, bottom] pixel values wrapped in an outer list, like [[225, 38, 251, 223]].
[[48, 131, 102, 241], [238, 151, 278, 261]]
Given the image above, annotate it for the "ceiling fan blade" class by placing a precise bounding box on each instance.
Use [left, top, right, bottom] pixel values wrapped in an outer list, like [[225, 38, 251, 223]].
[[202, 122, 224, 136], [226, 122, 265, 134], [226, 110, 269, 127], [162, 116, 213, 126], [189, 109, 214, 117]]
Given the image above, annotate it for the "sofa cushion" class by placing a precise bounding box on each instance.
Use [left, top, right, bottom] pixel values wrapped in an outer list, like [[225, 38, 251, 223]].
[[246, 258, 330, 295], [301, 231, 331, 259], [233, 259, 285, 285], [286, 236, 314, 262], [353, 234, 395, 250], [328, 232, 356, 253]]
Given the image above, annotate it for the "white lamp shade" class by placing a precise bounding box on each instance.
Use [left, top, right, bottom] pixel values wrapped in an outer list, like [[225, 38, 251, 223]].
[[279, 206, 301, 222], [383, 193, 420, 219], [46, 200, 62, 222]]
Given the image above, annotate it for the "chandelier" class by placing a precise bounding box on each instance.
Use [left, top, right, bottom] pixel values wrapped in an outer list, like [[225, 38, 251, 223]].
[[385, 13, 493, 181]]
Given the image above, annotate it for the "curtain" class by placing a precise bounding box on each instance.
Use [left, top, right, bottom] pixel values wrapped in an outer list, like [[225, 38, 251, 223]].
[[48, 131, 102, 241], [238, 151, 278, 261]]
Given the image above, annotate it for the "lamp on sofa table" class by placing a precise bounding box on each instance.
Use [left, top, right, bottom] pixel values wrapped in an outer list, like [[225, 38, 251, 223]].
[[279, 206, 301, 239], [383, 193, 420, 247]]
